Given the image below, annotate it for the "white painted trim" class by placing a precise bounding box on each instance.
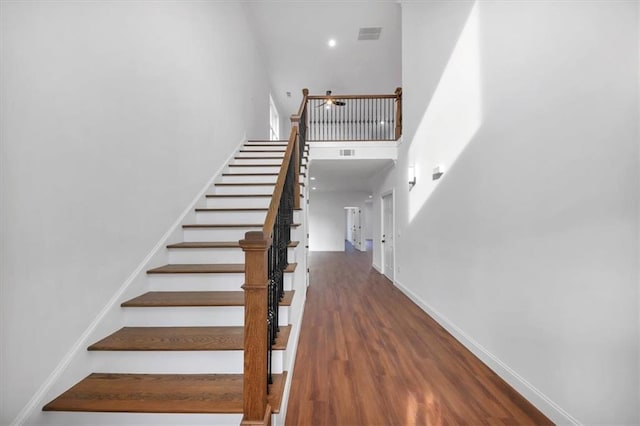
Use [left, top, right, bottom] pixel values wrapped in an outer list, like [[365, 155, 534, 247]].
[[274, 289, 307, 426], [380, 189, 395, 281], [372, 262, 382, 273], [11, 139, 245, 426], [392, 279, 581, 426]]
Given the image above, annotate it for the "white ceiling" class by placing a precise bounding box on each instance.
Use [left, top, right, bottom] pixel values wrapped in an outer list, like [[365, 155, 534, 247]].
[[243, 1, 402, 117], [309, 159, 394, 192]]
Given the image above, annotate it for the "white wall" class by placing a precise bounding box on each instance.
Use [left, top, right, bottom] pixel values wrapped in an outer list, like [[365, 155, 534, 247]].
[[386, 1, 639, 423], [0, 2, 271, 424], [309, 191, 370, 252], [364, 201, 373, 241]]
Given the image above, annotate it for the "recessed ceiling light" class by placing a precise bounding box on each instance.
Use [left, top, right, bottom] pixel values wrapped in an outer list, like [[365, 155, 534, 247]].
[[369, 195, 373, 198], [380, 120, 385, 125], [312, 187, 317, 190], [310, 177, 316, 180], [328, 39, 336, 48]]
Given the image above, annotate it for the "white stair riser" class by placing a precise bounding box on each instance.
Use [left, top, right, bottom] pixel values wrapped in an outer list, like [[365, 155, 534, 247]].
[[236, 151, 284, 158], [184, 227, 302, 242], [220, 175, 278, 184], [39, 412, 243, 426], [232, 158, 282, 165], [148, 273, 294, 292], [227, 166, 281, 174], [213, 185, 275, 195], [243, 145, 287, 151], [220, 174, 305, 184], [205, 197, 270, 208], [168, 247, 297, 264], [122, 306, 291, 327], [195, 210, 301, 224], [88, 350, 285, 374], [196, 210, 267, 224], [183, 228, 261, 241]]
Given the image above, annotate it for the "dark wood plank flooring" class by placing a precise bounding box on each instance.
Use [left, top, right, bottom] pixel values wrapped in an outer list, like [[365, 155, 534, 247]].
[[285, 244, 553, 426]]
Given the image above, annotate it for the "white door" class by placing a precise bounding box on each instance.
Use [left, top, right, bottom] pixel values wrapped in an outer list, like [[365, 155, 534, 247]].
[[382, 193, 394, 281]]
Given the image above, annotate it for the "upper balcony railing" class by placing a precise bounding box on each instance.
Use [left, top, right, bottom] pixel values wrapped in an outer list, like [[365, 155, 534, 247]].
[[305, 87, 402, 141]]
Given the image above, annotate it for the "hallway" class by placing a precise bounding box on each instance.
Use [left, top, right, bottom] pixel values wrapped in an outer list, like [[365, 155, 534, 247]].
[[285, 245, 552, 425]]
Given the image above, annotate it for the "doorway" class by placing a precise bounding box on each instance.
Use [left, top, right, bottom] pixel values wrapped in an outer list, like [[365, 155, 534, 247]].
[[381, 192, 394, 281], [344, 207, 363, 251]]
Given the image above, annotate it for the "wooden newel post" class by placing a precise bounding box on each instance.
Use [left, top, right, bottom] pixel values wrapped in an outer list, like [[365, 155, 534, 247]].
[[394, 87, 403, 140], [240, 231, 272, 426]]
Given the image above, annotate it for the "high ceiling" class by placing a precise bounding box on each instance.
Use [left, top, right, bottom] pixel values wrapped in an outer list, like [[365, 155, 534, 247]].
[[243, 1, 402, 118]]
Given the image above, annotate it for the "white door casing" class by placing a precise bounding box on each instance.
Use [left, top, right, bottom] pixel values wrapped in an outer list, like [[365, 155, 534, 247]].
[[382, 192, 394, 281]]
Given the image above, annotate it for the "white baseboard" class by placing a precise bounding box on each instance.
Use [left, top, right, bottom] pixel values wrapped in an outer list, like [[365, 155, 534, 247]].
[[12, 140, 245, 426], [372, 262, 382, 273], [392, 278, 581, 426]]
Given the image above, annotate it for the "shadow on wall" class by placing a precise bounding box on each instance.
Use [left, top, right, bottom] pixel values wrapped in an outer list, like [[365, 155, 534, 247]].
[[407, 2, 481, 223], [400, 0, 639, 423]]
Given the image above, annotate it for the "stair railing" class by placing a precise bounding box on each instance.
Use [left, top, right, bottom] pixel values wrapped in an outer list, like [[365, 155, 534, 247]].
[[239, 88, 308, 425], [305, 87, 402, 141]]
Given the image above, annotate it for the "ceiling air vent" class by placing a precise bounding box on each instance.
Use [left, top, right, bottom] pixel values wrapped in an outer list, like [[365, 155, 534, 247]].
[[358, 27, 382, 41], [340, 149, 356, 156]]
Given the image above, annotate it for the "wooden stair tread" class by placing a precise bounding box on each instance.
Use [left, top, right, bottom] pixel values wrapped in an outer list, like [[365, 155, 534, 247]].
[[43, 372, 287, 413], [206, 193, 304, 198], [228, 164, 282, 167], [206, 193, 271, 198], [182, 223, 301, 229], [222, 173, 279, 176], [195, 208, 302, 212], [147, 263, 297, 274], [222, 172, 306, 177], [234, 156, 283, 160], [122, 290, 295, 307], [166, 241, 299, 249], [239, 150, 286, 153], [215, 182, 275, 186], [214, 182, 304, 186], [88, 325, 291, 351]]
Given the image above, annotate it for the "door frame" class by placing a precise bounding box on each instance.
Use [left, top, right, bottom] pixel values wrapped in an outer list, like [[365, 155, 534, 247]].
[[380, 189, 395, 281]]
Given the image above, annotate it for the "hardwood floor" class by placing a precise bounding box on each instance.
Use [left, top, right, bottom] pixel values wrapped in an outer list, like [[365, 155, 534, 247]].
[[285, 244, 553, 426]]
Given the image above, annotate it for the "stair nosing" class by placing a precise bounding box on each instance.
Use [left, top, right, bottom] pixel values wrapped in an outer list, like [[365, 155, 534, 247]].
[[166, 241, 300, 249], [147, 262, 298, 274], [183, 224, 261, 228], [121, 290, 295, 308], [87, 325, 291, 352], [42, 372, 287, 414]]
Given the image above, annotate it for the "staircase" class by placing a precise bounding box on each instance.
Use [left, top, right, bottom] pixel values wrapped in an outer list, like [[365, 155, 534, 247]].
[[41, 139, 308, 425]]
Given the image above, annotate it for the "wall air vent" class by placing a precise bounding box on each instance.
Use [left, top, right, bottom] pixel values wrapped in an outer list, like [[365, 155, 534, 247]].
[[358, 27, 382, 41], [340, 149, 356, 156]]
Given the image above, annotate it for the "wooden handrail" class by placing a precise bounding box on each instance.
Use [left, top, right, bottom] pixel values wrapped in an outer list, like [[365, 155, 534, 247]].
[[263, 127, 297, 234], [307, 93, 398, 100], [291, 88, 309, 209], [297, 88, 309, 116]]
